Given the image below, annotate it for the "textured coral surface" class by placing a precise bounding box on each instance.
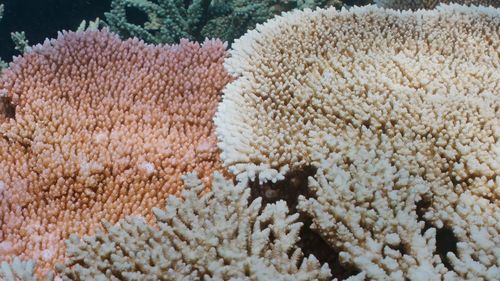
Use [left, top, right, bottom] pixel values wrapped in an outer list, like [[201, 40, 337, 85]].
[[0, 2, 499, 280], [57, 172, 332, 280], [0, 29, 231, 276], [216, 4, 499, 279], [216, 4, 499, 187]]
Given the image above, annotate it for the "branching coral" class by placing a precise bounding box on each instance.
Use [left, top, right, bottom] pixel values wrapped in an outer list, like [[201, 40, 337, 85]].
[[56, 172, 332, 280], [10, 31, 30, 53], [298, 142, 500, 280], [0, 3, 31, 71], [104, 0, 345, 45], [375, 0, 500, 10], [0, 29, 231, 276], [298, 143, 464, 280], [0, 258, 43, 281], [301, 149, 439, 279]]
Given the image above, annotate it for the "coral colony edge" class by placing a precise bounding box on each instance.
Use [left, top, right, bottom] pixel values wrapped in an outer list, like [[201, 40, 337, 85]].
[[0, 2, 499, 281]]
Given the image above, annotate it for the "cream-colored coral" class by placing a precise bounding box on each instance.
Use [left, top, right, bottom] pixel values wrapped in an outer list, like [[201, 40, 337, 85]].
[[0, 257, 53, 281], [215, 4, 499, 189], [215, 4, 499, 279], [298, 146, 444, 280], [298, 140, 500, 280], [56, 172, 331, 280], [375, 0, 500, 10]]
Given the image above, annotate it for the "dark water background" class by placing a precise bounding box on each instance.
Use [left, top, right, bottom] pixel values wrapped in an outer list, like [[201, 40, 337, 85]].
[[0, 0, 111, 61], [0, 0, 374, 63]]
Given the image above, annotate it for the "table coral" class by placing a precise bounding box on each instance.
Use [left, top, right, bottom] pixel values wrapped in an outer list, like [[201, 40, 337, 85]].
[[215, 4, 499, 279], [56, 172, 332, 280], [0, 29, 231, 276], [215, 4, 499, 186]]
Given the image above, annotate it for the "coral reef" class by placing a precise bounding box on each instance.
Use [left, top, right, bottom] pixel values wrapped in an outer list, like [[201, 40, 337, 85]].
[[0, 29, 231, 276], [1, 1, 499, 279], [375, 0, 500, 10], [104, 0, 345, 45]]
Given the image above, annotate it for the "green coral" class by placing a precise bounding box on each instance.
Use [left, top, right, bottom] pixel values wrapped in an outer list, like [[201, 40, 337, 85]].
[[10, 31, 30, 53], [0, 3, 31, 71], [76, 18, 103, 32], [104, 0, 346, 44]]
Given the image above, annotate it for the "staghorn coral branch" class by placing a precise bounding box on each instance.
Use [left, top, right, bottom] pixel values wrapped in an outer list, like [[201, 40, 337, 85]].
[[103, 0, 346, 45]]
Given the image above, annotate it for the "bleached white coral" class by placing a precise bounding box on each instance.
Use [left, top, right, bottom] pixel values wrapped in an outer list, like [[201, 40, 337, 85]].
[[298, 138, 500, 280], [215, 4, 500, 192], [215, 6, 500, 278], [298, 142, 447, 280], [57, 172, 331, 280], [0, 257, 52, 281], [427, 183, 500, 280]]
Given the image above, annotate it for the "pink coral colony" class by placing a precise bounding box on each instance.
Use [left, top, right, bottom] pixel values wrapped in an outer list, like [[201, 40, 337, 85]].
[[0, 29, 231, 275]]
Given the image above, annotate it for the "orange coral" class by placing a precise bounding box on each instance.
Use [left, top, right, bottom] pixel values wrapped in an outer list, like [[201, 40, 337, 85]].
[[0, 30, 231, 276]]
